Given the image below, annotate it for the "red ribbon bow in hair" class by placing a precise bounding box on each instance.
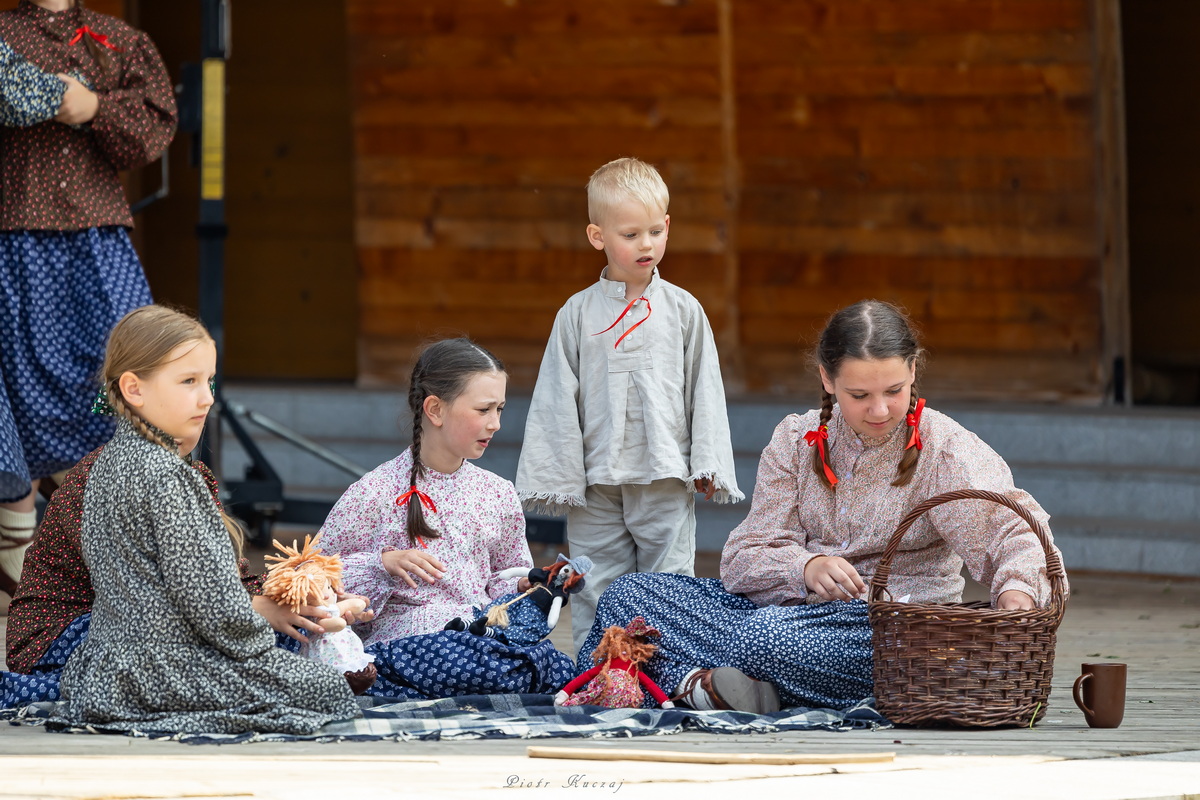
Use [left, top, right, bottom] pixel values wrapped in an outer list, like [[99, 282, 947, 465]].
[[804, 424, 839, 487], [905, 397, 926, 451], [593, 296, 651, 349], [69, 26, 121, 51], [396, 487, 436, 548]]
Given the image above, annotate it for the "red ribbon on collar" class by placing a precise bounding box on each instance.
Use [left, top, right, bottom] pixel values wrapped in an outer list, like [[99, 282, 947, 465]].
[[70, 25, 121, 51], [395, 487, 435, 549], [905, 397, 926, 451], [592, 296, 651, 349], [804, 424, 839, 487], [396, 487, 436, 513]]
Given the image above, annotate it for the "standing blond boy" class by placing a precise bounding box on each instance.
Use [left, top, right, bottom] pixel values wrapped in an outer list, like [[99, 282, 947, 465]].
[[516, 157, 743, 657]]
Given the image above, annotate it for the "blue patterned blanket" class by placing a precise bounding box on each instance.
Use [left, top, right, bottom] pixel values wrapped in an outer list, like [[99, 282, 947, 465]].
[[3, 694, 889, 744]]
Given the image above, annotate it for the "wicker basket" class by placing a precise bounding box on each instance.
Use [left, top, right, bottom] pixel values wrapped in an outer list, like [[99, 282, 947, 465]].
[[868, 488, 1068, 728]]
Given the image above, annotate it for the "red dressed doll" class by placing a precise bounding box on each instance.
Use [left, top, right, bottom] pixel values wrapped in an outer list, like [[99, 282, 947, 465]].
[[554, 616, 675, 709]]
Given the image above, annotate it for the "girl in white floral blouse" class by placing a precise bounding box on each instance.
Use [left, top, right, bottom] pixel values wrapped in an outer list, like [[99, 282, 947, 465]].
[[318, 339, 576, 700], [581, 300, 1066, 715]]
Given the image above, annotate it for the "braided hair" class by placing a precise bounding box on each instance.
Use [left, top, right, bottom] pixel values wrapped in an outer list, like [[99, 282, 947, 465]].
[[403, 337, 506, 547], [72, 1, 116, 79], [101, 305, 244, 558], [811, 300, 925, 490]]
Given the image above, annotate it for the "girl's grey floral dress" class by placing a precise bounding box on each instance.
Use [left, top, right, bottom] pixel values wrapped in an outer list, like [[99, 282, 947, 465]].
[[54, 420, 360, 734]]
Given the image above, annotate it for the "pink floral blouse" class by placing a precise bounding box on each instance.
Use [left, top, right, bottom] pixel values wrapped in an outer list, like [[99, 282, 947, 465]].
[[318, 449, 533, 646], [720, 406, 1066, 608]]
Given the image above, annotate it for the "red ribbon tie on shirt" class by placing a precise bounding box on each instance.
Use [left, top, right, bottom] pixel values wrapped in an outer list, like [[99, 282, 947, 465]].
[[592, 296, 651, 349], [395, 487, 435, 548], [804, 424, 839, 487], [396, 487, 436, 513], [905, 397, 926, 451], [70, 26, 121, 51]]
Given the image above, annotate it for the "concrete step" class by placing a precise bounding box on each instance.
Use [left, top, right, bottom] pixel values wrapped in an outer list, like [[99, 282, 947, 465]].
[[217, 385, 1200, 577]]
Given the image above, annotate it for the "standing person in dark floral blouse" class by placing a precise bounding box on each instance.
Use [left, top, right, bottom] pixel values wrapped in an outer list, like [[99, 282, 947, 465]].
[[0, 0, 176, 596]]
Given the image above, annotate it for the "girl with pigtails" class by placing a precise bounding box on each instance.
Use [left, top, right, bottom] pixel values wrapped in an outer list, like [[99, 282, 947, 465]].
[[582, 300, 1067, 716], [317, 338, 575, 700]]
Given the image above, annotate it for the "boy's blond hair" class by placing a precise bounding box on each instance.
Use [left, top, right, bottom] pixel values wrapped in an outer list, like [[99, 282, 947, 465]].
[[586, 157, 670, 224]]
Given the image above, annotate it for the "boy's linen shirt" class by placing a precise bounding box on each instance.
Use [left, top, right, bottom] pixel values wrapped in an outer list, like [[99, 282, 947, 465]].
[[517, 268, 743, 513]]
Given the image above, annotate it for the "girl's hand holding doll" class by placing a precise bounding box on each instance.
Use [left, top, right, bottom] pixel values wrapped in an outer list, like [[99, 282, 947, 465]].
[[382, 548, 446, 588], [251, 595, 330, 644]]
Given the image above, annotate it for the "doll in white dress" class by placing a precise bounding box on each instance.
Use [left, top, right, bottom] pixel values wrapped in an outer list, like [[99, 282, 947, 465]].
[[262, 536, 377, 694]]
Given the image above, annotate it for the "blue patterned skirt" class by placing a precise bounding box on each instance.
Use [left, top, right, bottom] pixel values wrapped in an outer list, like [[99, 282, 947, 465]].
[[364, 591, 577, 700], [580, 573, 874, 710], [1, 613, 303, 709], [3, 593, 577, 709], [0, 227, 152, 502]]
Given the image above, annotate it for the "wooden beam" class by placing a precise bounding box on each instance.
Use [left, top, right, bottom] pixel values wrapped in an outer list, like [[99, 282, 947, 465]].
[[1093, 0, 1132, 405]]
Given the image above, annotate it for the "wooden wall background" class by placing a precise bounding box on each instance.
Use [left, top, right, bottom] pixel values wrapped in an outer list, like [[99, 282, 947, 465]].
[[347, 0, 1115, 402]]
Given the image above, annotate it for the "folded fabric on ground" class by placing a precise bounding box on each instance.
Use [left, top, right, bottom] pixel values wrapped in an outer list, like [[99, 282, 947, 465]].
[[3, 693, 889, 744]]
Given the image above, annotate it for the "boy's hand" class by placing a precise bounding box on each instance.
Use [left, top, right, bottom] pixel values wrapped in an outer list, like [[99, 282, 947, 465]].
[[803, 555, 867, 601], [55, 74, 99, 125], [694, 477, 717, 501], [382, 548, 447, 588]]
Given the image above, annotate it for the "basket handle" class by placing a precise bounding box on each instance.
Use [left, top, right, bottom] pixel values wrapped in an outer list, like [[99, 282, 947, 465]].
[[867, 488, 1067, 618]]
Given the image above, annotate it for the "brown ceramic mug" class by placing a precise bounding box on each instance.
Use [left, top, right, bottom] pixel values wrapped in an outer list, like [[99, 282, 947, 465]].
[[1072, 662, 1127, 728]]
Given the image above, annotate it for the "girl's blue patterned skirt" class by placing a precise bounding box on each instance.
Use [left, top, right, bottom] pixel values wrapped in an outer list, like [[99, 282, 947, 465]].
[[580, 572, 874, 710], [0, 227, 152, 501]]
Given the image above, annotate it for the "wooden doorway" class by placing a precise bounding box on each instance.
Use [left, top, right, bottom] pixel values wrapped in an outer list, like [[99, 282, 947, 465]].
[[1122, 0, 1200, 405], [130, 0, 358, 381]]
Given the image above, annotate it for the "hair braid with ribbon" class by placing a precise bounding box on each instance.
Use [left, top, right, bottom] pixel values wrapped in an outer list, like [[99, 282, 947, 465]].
[[398, 338, 507, 548], [69, 2, 116, 78], [809, 388, 839, 489], [894, 385, 923, 487]]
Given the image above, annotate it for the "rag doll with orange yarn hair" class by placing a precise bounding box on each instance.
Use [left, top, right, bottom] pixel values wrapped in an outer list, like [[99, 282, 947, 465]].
[[262, 535, 377, 694], [554, 616, 675, 709]]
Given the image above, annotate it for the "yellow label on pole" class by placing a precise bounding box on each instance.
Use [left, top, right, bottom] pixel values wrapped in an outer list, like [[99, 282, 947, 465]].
[[201, 58, 225, 201]]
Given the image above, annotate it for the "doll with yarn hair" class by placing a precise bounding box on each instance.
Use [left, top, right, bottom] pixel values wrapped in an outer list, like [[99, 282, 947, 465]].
[[262, 535, 377, 694], [554, 616, 675, 709]]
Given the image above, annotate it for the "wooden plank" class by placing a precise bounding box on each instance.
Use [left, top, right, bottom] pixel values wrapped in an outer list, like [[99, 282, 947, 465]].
[[1093, 0, 1130, 404], [738, 157, 1094, 193], [354, 126, 723, 160], [741, 286, 1099, 322], [738, 253, 1098, 292], [737, 96, 1093, 130], [526, 746, 895, 765], [735, 64, 1093, 98], [737, 222, 1096, 259], [351, 34, 720, 70], [356, 157, 725, 190], [355, 66, 721, 100], [355, 97, 722, 128], [858, 127, 1092, 160], [346, 1, 719, 36], [729, 0, 1091, 34], [739, 189, 1096, 229], [732, 30, 1092, 66], [742, 315, 1101, 353]]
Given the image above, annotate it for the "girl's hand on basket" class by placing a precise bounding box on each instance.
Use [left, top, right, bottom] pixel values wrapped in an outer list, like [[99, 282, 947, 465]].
[[804, 556, 867, 601], [382, 549, 446, 588], [997, 589, 1034, 610]]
